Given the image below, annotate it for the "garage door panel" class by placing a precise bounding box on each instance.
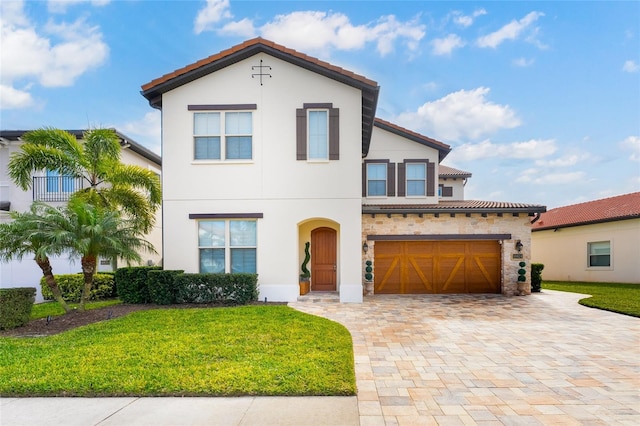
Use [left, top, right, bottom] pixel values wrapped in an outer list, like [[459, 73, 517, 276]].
[[374, 240, 501, 294]]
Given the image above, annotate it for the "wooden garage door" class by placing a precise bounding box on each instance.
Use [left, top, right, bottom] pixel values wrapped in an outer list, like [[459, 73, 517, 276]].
[[374, 241, 501, 294]]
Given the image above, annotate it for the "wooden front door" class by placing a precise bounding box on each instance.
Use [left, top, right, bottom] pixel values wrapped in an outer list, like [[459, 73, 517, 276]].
[[311, 227, 337, 291]]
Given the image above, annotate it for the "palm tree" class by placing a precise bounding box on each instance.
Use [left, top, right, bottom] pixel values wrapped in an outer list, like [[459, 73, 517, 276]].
[[0, 203, 72, 313], [8, 128, 161, 234], [57, 199, 157, 310]]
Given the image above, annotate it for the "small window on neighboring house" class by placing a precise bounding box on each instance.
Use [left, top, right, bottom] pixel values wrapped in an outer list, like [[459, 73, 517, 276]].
[[406, 163, 426, 196], [296, 103, 339, 161], [588, 241, 610, 267], [193, 111, 252, 160], [367, 163, 387, 196], [198, 220, 257, 273]]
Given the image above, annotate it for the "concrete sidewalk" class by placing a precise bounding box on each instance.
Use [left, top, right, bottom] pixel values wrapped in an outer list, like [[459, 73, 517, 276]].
[[0, 396, 358, 426]]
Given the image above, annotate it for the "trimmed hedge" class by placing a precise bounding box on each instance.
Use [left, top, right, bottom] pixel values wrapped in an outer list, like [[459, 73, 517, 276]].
[[0, 287, 36, 330], [147, 269, 184, 305], [41, 274, 116, 302], [531, 263, 544, 292], [115, 266, 161, 304], [175, 273, 258, 305]]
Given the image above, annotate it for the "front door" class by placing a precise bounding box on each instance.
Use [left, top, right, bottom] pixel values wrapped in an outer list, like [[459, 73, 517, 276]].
[[311, 227, 337, 291]]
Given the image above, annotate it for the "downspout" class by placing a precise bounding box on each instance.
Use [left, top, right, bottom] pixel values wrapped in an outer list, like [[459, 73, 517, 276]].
[[530, 212, 542, 224]]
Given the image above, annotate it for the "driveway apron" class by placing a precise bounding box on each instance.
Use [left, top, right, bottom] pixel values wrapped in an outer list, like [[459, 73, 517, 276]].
[[290, 290, 640, 425]]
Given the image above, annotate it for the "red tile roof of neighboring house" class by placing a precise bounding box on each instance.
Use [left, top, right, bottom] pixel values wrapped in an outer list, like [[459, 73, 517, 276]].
[[439, 165, 472, 178], [373, 118, 451, 162], [531, 192, 640, 231], [363, 200, 546, 215]]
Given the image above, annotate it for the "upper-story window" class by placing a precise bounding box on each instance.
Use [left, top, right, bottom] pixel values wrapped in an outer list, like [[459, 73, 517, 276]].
[[406, 163, 426, 196], [297, 103, 339, 161], [193, 111, 252, 160], [367, 163, 387, 196]]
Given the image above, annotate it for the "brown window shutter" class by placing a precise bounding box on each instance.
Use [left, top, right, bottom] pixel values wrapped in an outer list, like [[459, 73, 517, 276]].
[[296, 108, 307, 160], [362, 163, 367, 197], [427, 162, 435, 196], [443, 186, 453, 197], [329, 108, 340, 160], [397, 163, 406, 197], [387, 162, 396, 197]]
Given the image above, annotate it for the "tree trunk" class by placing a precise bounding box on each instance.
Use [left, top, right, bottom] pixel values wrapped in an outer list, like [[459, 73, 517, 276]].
[[79, 255, 97, 311], [35, 256, 72, 313]]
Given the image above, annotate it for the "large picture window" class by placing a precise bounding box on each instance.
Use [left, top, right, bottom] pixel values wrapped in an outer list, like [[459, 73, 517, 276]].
[[198, 220, 257, 273], [588, 241, 610, 267], [193, 111, 252, 160]]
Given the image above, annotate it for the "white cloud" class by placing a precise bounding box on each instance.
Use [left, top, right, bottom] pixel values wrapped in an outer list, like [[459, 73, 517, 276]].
[[218, 18, 255, 38], [476, 11, 544, 48], [622, 60, 639, 73], [120, 111, 162, 154], [47, 0, 110, 14], [0, 84, 34, 109], [0, 0, 108, 108], [534, 153, 592, 168], [260, 11, 425, 56], [448, 139, 557, 162], [194, 0, 232, 35], [395, 87, 521, 141], [620, 135, 640, 161], [452, 9, 487, 27], [431, 34, 465, 56], [513, 57, 534, 67], [515, 169, 586, 185]]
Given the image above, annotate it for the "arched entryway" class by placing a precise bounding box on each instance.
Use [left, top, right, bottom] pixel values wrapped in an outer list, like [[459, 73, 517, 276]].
[[311, 227, 337, 291]]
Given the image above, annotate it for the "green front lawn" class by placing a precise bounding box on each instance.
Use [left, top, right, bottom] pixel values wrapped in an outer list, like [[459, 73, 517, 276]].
[[542, 281, 640, 318], [0, 305, 355, 397], [30, 299, 122, 320]]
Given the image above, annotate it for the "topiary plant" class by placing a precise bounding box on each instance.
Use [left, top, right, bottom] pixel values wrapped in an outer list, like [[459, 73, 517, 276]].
[[300, 241, 311, 279]]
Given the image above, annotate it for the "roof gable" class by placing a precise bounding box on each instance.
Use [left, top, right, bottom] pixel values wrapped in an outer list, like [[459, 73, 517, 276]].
[[532, 192, 640, 231], [439, 165, 472, 178], [140, 37, 380, 156], [373, 118, 451, 162]]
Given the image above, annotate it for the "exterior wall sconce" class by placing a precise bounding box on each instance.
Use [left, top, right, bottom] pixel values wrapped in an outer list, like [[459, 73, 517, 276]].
[[515, 240, 523, 252], [363, 241, 369, 253]]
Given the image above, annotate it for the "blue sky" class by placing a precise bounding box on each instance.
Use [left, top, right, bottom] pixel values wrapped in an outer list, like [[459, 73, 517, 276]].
[[1, 0, 638, 209]]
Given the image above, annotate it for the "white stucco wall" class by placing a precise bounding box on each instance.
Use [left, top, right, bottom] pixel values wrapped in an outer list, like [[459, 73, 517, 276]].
[[364, 126, 441, 205], [438, 177, 466, 201], [160, 52, 363, 302], [531, 219, 640, 283]]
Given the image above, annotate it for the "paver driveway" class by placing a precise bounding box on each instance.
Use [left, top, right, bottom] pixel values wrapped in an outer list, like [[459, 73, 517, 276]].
[[290, 290, 639, 425]]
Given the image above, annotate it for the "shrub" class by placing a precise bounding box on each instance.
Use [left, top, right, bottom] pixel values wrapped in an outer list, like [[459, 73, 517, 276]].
[[41, 274, 116, 302], [531, 263, 544, 292], [0, 288, 36, 330], [115, 266, 161, 304], [148, 270, 184, 305], [175, 273, 258, 305]]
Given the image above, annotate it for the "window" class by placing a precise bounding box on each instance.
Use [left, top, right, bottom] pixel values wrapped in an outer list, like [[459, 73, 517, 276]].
[[198, 220, 257, 273], [296, 103, 339, 160], [588, 241, 610, 267], [406, 163, 426, 196], [193, 111, 252, 160], [367, 163, 387, 196], [308, 110, 328, 160], [46, 170, 75, 193]]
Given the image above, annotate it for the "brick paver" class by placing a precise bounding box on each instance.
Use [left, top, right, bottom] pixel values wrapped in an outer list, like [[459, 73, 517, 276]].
[[290, 290, 639, 425]]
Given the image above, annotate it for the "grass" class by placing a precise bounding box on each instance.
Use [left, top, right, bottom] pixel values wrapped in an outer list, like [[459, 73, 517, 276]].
[[542, 281, 640, 318], [30, 299, 122, 320], [0, 305, 355, 397]]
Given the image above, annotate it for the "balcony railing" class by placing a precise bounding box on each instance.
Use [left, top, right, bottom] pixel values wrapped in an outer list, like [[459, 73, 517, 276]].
[[33, 176, 85, 202]]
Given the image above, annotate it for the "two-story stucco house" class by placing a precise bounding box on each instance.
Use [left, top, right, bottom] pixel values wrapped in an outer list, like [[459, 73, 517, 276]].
[[0, 130, 163, 301], [141, 38, 545, 303]]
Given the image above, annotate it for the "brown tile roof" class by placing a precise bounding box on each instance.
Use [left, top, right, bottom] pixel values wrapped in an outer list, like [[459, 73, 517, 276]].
[[373, 118, 451, 162], [363, 200, 546, 215], [439, 165, 472, 178], [532, 192, 640, 231]]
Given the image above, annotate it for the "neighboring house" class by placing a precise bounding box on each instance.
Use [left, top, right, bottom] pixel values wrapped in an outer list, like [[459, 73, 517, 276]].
[[140, 37, 545, 303], [531, 192, 640, 283], [0, 130, 163, 302]]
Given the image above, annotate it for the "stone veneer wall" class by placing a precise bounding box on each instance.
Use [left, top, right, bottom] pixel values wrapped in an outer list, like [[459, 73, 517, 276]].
[[361, 213, 533, 296]]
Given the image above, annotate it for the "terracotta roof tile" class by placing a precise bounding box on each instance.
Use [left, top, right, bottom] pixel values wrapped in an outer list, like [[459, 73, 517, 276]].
[[439, 165, 472, 178], [362, 200, 546, 214], [532, 192, 640, 231]]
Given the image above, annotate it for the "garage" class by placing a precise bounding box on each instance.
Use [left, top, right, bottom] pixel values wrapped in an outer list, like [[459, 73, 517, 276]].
[[373, 240, 501, 294]]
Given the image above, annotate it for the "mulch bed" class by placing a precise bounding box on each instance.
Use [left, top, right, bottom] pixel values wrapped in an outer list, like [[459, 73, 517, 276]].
[[0, 301, 285, 338]]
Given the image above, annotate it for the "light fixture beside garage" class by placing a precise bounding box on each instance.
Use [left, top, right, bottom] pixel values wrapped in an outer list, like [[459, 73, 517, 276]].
[[363, 241, 369, 253], [515, 240, 523, 252]]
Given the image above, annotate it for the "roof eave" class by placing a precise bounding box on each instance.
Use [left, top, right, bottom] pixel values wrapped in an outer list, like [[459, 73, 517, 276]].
[[362, 206, 547, 216], [372, 120, 451, 161], [532, 214, 640, 232]]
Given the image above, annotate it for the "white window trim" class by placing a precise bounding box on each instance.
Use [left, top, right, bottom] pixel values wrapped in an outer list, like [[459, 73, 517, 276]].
[[366, 163, 387, 198], [197, 219, 258, 274], [586, 240, 613, 271], [193, 111, 254, 163], [405, 163, 427, 198]]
